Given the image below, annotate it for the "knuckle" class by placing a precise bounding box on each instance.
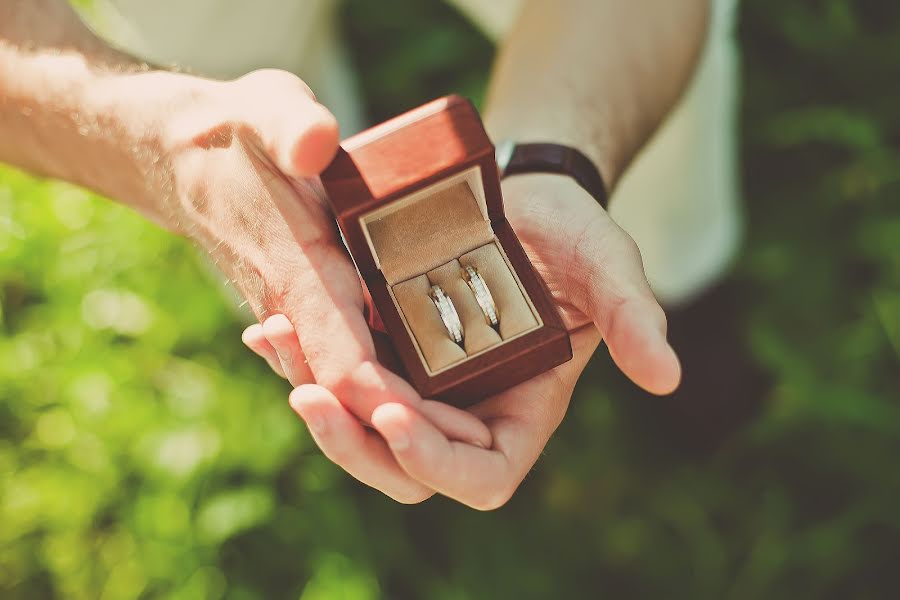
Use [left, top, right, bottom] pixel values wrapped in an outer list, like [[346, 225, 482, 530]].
[[236, 69, 315, 100], [330, 360, 378, 394], [318, 366, 361, 400]]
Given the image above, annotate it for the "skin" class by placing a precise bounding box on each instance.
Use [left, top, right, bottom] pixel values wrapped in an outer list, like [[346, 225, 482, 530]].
[[246, 0, 710, 509], [1, 0, 708, 509]]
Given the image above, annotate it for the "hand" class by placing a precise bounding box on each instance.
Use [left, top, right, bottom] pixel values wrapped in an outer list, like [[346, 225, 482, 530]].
[[133, 68, 494, 501], [244, 173, 681, 509]]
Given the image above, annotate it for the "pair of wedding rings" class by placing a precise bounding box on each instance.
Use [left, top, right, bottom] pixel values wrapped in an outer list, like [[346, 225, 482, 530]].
[[429, 266, 499, 346]]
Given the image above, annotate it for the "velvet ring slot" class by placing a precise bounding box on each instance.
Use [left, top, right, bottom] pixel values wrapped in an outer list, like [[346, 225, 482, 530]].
[[368, 170, 541, 373], [392, 241, 539, 373]]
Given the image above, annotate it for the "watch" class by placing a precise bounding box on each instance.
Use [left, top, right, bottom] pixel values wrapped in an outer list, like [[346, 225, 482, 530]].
[[495, 141, 608, 209]]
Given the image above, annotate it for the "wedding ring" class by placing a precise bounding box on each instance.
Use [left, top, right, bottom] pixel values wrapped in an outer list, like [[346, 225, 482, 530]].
[[463, 265, 500, 330], [429, 285, 464, 345]]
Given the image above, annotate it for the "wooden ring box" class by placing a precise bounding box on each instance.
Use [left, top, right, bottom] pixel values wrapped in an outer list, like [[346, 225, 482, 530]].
[[320, 96, 572, 406]]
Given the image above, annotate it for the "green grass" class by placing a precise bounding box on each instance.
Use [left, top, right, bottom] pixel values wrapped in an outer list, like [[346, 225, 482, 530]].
[[1, 0, 899, 598]]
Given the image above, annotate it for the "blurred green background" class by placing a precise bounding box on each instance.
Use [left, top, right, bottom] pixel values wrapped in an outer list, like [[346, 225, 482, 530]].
[[2, 0, 900, 598]]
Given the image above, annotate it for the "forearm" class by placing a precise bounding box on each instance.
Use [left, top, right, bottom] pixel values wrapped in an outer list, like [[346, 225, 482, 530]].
[[0, 0, 195, 225], [485, 0, 709, 188]]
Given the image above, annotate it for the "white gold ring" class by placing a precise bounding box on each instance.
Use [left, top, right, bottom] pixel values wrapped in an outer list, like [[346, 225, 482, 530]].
[[429, 285, 464, 345], [463, 266, 500, 330]]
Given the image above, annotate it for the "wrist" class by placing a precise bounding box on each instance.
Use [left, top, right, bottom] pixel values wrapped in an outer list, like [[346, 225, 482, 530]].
[[496, 141, 608, 209], [0, 5, 215, 232], [502, 170, 594, 209], [85, 70, 222, 231], [484, 110, 626, 191]]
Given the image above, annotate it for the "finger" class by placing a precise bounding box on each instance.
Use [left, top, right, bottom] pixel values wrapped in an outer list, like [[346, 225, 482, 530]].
[[602, 293, 682, 396], [253, 119, 491, 448], [232, 69, 339, 177], [373, 329, 600, 510], [419, 401, 492, 448], [242, 323, 287, 379], [503, 175, 680, 395], [268, 195, 428, 422], [257, 162, 423, 422], [262, 313, 314, 386], [372, 402, 511, 511], [290, 385, 434, 504], [567, 201, 681, 395]]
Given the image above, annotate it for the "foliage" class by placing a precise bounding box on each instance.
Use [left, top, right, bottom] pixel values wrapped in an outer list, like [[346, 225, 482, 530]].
[[1, 0, 899, 598]]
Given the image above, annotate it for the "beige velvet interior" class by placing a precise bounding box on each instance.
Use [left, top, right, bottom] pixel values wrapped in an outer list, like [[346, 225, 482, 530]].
[[363, 173, 541, 373], [365, 182, 495, 285], [392, 243, 539, 372]]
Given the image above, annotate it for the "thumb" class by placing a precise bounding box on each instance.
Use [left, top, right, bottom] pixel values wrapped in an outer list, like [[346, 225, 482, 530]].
[[571, 208, 682, 395], [232, 69, 340, 177]]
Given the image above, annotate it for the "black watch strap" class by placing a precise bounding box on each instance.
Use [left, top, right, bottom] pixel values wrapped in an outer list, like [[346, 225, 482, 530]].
[[496, 142, 608, 209]]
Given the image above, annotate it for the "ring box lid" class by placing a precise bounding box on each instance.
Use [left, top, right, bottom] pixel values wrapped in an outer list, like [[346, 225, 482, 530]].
[[320, 95, 504, 278]]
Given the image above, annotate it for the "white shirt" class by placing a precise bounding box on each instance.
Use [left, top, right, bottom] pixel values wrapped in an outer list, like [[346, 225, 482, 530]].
[[85, 0, 740, 306]]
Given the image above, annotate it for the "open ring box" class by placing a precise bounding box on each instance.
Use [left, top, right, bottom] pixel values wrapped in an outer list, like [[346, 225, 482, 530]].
[[320, 96, 572, 406]]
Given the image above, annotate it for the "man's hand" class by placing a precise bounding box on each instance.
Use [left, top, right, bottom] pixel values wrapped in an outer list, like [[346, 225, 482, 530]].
[[245, 174, 680, 509], [149, 69, 497, 505]]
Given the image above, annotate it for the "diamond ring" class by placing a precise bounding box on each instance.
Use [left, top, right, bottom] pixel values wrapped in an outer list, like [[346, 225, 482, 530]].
[[463, 265, 499, 330], [429, 285, 464, 345]]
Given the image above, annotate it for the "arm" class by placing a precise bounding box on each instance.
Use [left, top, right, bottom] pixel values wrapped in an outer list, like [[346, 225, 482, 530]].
[[480, 0, 709, 391], [1, 0, 495, 504], [0, 0, 164, 221], [485, 0, 709, 188], [0, 0, 338, 227]]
